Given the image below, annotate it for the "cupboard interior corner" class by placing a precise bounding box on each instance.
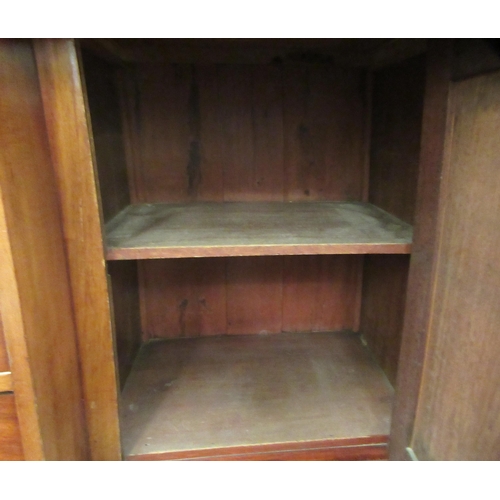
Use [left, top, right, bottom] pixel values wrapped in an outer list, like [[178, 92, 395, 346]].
[[78, 39, 427, 460]]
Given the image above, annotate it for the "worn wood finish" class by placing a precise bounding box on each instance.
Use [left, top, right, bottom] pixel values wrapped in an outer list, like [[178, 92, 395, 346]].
[[128, 436, 388, 461], [0, 39, 88, 460], [283, 64, 366, 201], [120, 331, 393, 460], [0, 373, 13, 393], [34, 39, 121, 460], [140, 258, 227, 340], [0, 394, 24, 461], [121, 63, 365, 204], [0, 316, 9, 372], [389, 41, 453, 460], [359, 255, 410, 385], [410, 71, 500, 461], [282, 255, 360, 333], [106, 202, 412, 260]]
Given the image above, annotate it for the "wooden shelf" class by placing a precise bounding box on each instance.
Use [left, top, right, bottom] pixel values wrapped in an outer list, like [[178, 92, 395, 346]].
[[105, 202, 412, 260], [120, 331, 393, 460]]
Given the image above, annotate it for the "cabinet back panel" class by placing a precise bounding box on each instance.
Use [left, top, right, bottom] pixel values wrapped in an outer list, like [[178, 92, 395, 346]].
[[140, 256, 360, 340], [122, 63, 367, 203]]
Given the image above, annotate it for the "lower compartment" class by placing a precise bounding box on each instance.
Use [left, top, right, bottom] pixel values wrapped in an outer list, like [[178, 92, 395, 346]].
[[119, 330, 393, 460]]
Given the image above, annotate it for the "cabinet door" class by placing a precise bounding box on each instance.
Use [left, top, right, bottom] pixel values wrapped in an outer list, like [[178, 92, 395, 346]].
[[392, 64, 500, 460]]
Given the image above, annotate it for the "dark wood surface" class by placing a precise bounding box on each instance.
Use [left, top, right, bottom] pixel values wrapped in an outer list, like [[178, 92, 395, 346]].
[[139, 255, 362, 340], [368, 55, 426, 225], [0, 39, 88, 460], [106, 202, 412, 260], [359, 56, 425, 386], [108, 261, 142, 389], [128, 436, 388, 461], [389, 40, 453, 460], [120, 331, 393, 460], [35, 39, 121, 460], [81, 38, 426, 68], [0, 394, 24, 461], [119, 63, 367, 204], [411, 70, 500, 460], [359, 255, 410, 385], [80, 49, 131, 222]]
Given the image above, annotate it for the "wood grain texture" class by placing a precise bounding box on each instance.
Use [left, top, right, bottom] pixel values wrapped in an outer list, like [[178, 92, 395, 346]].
[[0, 316, 9, 372], [369, 55, 426, 224], [226, 257, 284, 334], [282, 255, 360, 333], [140, 258, 227, 340], [411, 70, 500, 461], [0, 39, 88, 460], [0, 394, 24, 460], [128, 436, 388, 461], [120, 332, 393, 459], [80, 49, 130, 222], [359, 255, 410, 385], [121, 63, 365, 204], [140, 255, 361, 339], [35, 39, 121, 460], [0, 373, 13, 393], [106, 202, 412, 260], [389, 41, 453, 460], [283, 64, 366, 201]]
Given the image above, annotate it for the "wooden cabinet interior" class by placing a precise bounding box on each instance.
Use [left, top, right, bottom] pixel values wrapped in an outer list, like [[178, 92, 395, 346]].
[[78, 40, 426, 460]]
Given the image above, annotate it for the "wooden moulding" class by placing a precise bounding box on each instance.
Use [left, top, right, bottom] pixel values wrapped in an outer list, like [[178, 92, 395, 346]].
[[106, 202, 412, 260]]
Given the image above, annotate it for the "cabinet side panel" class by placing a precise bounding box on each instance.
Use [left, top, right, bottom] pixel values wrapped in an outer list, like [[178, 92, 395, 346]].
[[35, 39, 121, 460], [360, 55, 426, 384], [359, 255, 410, 385], [108, 261, 141, 389], [80, 49, 131, 222], [80, 50, 142, 390], [412, 71, 500, 461], [0, 39, 88, 460]]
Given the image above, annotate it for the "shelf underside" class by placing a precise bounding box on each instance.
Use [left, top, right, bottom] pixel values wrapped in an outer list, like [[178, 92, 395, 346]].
[[106, 201, 412, 260], [120, 331, 393, 460]]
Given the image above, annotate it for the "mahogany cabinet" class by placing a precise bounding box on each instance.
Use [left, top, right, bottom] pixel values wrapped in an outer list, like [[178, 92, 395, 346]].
[[0, 38, 498, 460]]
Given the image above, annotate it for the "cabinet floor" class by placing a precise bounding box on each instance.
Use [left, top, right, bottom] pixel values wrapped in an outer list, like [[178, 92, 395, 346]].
[[120, 331, 393, 460]]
